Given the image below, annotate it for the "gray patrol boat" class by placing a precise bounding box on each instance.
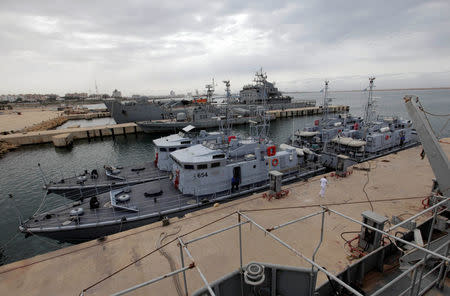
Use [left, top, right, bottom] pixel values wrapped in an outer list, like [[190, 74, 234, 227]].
[[290, 78, 419, 169]]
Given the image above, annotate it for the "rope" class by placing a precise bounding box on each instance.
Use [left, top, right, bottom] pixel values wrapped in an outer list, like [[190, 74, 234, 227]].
[[31, 190, 49, 218], [80, 211, 237, 294], [362, 161, 374, 211], [0, 232, 21, 253], [240, 195, 429, 212], [156, 226, 183, 296], [419, 107, 450, 117], [439, 118, 450, 138]]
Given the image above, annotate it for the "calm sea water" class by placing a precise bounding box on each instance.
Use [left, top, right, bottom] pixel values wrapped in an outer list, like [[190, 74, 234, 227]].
[[0, 89, 448, 265]]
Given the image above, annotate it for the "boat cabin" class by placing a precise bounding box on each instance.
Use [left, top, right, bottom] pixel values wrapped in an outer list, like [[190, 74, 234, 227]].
[[170, 140, 299, 196]]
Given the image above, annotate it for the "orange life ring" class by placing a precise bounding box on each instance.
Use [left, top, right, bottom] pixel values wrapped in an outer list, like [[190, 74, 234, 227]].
[[272, 158, 279, 166], [267, 145, 276, 156]]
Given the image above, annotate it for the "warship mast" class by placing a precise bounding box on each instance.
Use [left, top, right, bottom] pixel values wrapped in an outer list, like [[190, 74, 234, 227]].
[[251, 68, 270, 142], [222, 80, 232, 136], [205, 78, 215, 103]]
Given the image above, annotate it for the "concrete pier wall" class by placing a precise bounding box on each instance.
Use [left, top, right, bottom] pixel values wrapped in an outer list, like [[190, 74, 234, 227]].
[[0, 123, 142, 146], [267, 105, 349, 118]]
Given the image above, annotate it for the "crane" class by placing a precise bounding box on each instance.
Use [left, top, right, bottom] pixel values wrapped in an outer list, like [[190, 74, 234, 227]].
[[404, 95, 449, 196]]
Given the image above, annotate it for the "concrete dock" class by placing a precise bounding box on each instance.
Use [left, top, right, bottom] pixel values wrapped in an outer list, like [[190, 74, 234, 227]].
[[0, 143, 448, 296], [267, 105, 349, 118], [0, 123, 142, 146]]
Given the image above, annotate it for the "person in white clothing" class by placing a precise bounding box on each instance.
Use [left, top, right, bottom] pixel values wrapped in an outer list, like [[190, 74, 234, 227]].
[[319, 176, 328, 198]]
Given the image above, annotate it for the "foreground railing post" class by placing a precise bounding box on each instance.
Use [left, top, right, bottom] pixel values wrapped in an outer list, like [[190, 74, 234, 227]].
[[179, 241, 189, 296], [310, 210, 325, 294], [409, 266, 419, 296], [238, 212, 244, 296], [437, 243, 450, 289], [178, 237, 215, 296], [412, 206, 438, 296]]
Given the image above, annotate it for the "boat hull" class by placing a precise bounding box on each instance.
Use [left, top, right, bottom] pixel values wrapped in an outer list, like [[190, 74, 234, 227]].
[[138, 116, 263, 133]]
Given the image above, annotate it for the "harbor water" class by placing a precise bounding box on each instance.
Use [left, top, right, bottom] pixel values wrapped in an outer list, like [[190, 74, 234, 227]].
[[0, 90, 449, 265]]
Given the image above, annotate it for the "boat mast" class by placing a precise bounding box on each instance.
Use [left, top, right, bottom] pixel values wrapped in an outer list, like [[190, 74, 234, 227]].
[[321, 80, 330, 126], [363, 77, 376, 136], [320, 80, 332, 152]]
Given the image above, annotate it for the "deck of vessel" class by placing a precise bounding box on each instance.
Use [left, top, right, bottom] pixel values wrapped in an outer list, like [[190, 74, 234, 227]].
[[1, 142, 449, 296]]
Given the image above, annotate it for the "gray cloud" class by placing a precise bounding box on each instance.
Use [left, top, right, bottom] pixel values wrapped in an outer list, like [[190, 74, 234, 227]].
[[0, 0, 449, 95]]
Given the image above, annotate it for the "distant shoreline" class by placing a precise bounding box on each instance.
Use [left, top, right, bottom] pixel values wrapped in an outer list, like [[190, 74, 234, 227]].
[[286, 87, 450, 94]]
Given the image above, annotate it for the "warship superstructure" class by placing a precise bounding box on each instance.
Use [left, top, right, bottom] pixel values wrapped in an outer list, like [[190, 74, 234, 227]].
[[104, 98, 195, 124]]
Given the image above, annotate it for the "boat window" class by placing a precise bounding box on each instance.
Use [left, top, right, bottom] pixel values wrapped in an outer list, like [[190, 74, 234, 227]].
[[197, 164, 208, 169], [212, 154, 225, 159], [211, 162, 220, 168], [184, 164, 194, 169], [159, 148, 167, 152], [169, 147, 177, 152], [181, 141, 191, 145]]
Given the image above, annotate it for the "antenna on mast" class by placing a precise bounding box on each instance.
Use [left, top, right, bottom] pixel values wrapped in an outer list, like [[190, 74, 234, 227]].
[[205, 78, 215, 103], [222, 80, 232, 135], [95, 80, 99, 97]]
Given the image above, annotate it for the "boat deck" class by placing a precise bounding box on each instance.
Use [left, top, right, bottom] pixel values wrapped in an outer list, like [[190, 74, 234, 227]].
[[23, 163, 325, 241], [46, 161, 169, 199], [2, 143, 449, 296]]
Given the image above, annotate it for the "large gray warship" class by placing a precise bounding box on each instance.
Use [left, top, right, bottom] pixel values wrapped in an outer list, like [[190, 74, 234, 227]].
[[105, 70, 316, 124], [137, 81, 270, 133]]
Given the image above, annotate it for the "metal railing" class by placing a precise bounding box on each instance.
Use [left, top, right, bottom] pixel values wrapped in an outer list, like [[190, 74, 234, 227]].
[[94, 197, 449, 296]]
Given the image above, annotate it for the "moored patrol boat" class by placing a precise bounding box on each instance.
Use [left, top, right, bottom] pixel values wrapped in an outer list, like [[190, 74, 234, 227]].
[[290, 78, 419, 169]]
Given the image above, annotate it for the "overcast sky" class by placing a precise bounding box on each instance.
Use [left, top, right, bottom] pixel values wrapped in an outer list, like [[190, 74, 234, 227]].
[[0, 0, 449, 95]]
